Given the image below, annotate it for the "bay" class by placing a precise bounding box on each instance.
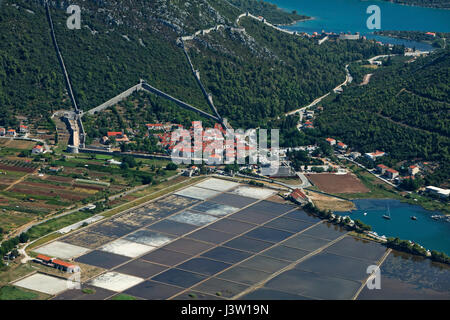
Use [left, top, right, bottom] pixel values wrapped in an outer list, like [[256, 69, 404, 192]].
[[268, 0, 450, 50], [337, 199, 450, 255]]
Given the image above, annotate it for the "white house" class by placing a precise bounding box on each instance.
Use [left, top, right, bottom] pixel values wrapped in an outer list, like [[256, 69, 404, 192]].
[[107, 159, 122, 165], [325, 138, 336, 145], [365, 150, 386, 161], [32, 145, 44, 154], [409, 165, 420, 176]]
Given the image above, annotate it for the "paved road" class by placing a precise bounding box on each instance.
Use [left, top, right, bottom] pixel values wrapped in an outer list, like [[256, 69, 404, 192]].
[[285, 64, 351, 117], [367, 54, 398, 63]]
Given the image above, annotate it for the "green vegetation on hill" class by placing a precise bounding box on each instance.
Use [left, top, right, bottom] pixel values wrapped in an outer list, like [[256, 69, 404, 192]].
[[208, 0, 243, 22], [227, 0, 309, 24], [314, 48, 450, 187], [375, 30, 449, 48], [83, 91, 215, 145], [0, 3, 68, 127], [50, 6, 210, 112], [0, 0, 242, 126], [188, 17, 393, 129], [0, 0, 394, 131], [1, 0, 448, 190]]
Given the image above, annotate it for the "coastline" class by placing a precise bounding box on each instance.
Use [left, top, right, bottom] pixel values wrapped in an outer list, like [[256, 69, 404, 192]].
[[382, 0, 450, 10], [372, 31, 444, 49], [305, 202, 450, 264]]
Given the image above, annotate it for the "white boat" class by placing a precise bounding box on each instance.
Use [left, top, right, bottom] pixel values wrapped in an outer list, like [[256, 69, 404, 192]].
[[382, 206, 391, 220]]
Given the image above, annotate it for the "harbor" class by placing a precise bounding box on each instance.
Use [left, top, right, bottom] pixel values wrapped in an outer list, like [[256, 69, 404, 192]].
[[336, 199, 450, 255]]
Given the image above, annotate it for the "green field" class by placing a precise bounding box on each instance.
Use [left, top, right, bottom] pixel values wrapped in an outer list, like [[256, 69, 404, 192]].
[[110, 293, 138, 300], [0, 263, 35, 287], [0, 286, 49, 300], [26, 210, 93, 240]]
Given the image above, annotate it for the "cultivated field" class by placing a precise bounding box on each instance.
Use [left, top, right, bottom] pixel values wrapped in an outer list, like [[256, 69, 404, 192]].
[[0, 140, 36, 150], [306, 173, 369, 194], [306, 191, 356, 212]]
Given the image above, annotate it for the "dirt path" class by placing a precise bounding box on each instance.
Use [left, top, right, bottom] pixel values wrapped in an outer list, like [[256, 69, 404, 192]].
[[0, 138, 13, 147], [3, 171, 35, 192], [360, 73, 373, 86]]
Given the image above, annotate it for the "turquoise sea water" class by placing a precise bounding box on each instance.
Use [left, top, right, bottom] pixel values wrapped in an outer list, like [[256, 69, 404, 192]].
[[337, 199, 450, 255], [268, 0, 450, 50]]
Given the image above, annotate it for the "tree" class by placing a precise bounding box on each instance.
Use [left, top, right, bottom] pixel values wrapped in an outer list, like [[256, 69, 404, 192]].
[[120, 162, 129, 170], [19, 233, 29, 243], [400, 177, 421, 191], [225, 164, 239, 173], [354, 219, 372, 231], [165, 163, 178, 171], [385, 56, 393, 66], [120, 156, 137, 169], [141, 175, 153, 185], [11, 249, 19, 258]]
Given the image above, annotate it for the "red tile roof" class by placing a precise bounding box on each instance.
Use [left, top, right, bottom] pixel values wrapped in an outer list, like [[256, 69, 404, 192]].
[[146, 123, 163, 127], [291, 188, 307, 200], [386, 168, 399, 174], [53, 259, 75, 268], [107, 132, 123, 137], [36, 254, 52, 262]]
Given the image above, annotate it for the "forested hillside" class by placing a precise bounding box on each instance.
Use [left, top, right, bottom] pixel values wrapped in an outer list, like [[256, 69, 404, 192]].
[[1, 0, 447, 186], [227, 0, 308, 24], [188, 17, 393, 128], [0, 0, 391, 128], [0, 0, 242, 124], [0, 3, 69, 128], [83, 91, 215, 145], [375, 30, 449, 48], [314, 49, 450, 186]]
